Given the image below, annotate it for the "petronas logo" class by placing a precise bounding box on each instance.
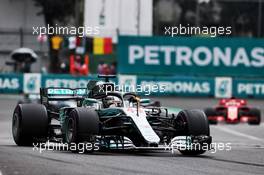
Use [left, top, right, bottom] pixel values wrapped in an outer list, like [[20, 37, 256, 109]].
[[218, 80, 228, 95], [26, 77, 37, 91]]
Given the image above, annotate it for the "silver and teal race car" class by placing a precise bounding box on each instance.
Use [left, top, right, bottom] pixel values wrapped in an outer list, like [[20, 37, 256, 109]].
[[12, 75, 212, 155]]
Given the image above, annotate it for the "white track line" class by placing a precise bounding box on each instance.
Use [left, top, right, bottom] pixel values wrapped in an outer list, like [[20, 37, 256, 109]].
[[0, 170, 2, 175], [215, 126, 264, 142]]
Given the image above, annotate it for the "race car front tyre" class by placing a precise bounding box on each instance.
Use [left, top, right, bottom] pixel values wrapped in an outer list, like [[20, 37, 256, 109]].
[[176, 109, 210, 155], [204, 108, 218, 125], [248, 108, 261, 125], [12, 104, 48, 146], [65, 108, 99, 153]]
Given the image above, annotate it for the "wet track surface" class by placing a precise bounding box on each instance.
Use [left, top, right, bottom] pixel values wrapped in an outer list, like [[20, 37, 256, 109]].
[[0, 96, 263, 175]]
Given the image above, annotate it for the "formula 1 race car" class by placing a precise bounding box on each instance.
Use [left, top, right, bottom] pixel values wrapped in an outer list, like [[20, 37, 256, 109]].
[[204, 98, 261, 125], [12, 75, 212, 155]]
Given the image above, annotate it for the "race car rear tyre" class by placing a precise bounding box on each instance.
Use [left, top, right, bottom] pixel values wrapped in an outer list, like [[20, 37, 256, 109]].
[[176, 109, 210, 155], [248, 108, 261, 125], [65, 108, 99, 153], [204, 108, 218, 125], [12, 104, 49, 146]]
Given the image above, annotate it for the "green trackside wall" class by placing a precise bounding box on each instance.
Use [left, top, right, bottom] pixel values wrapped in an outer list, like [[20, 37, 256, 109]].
[[118, 36, 264, 77], [1, 73, 264, 98], [0, 73, 23, 93], [114, 36, 264, 98]]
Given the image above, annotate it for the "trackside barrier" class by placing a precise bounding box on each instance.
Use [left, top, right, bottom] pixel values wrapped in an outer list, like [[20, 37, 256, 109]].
[[0, 73, 23, 93], [118, 36, 264, 77], [118, 75, 214, 97], [0, 73, 264, 98]]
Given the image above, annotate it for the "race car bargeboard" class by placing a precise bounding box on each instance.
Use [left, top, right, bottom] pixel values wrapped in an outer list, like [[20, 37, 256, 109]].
[[12, 75, 212, 155]]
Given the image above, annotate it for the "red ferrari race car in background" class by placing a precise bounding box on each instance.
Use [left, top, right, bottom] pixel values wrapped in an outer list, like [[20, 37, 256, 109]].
[[204, 98, 261, 125]]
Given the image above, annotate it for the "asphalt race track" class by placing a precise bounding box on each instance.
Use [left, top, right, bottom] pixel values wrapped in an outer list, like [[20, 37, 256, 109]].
[[0, 95, 263, 175]]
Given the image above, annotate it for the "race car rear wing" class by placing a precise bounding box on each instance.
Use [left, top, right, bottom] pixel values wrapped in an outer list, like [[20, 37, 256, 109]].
[[40, 87, 87, 103]]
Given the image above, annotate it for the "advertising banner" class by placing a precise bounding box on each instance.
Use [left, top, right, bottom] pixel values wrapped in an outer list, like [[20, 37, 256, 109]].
[[41, 74, 96, 89], [0, 74, 22, 93], [23, 73, 41, 94], [215, 77, 232, 98], [2, 73, 264, 99], [118, 36, 264, 77], [118, 75, 214, 96], [233, 79, 264, 98]]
